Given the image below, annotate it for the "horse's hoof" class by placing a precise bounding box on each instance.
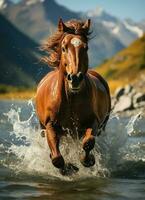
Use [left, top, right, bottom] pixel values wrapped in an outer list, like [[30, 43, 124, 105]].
[[80, 154, 95, 167], [59, 163, 79, 176], [52, 155, 65, 169], [83, 137, 95, 152]]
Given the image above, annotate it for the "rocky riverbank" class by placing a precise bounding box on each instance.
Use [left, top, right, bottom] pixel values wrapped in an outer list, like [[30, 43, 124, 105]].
[[111, 76, 145, 117]]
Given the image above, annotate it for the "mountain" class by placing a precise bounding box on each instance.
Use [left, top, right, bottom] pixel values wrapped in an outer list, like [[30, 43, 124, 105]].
[[96, 34, 145, 92], [0, 1, 145, 91], [0, 13, 48, 87], [86, 7, 145, 46], [0, 0, 126, 66], [1, 0, 80, 42], [0, 0, 12, 10], [88, 21, 124, 66], [1, 0, 145, 67]]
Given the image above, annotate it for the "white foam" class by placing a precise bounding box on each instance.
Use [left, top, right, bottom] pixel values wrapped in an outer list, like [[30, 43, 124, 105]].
[[1, 101, 108, 180], [1, 101, 145, 180], [126, 112, 142, 136]]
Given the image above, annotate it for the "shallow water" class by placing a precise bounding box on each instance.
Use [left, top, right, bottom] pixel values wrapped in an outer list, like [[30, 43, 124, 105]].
[[0, 100, 145, 200]]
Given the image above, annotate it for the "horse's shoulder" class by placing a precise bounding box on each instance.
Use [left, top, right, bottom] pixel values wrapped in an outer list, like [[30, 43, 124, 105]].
[[88, 70, 110, 95], [38, 70, 58, 89]]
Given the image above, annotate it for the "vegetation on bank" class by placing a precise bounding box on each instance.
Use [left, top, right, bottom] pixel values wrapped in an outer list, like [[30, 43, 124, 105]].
[[0, 84, 35, 99]]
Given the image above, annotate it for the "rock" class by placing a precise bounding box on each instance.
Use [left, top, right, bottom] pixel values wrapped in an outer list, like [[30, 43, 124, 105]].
[[128, 88, 136, 98], [124, 84, 133, 95], [134, 101, 145, 109], [114, 87, 125, 100], [133, 93, 145, 104], [113, 95, 133, 112], [111, 97, 117, 109]]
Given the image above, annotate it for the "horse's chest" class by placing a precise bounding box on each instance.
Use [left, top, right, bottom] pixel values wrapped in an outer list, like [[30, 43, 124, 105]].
[[58, 98, 93, 130]]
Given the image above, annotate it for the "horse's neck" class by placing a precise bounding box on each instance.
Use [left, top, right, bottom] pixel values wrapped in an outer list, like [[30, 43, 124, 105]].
[[55, 68, 64, 101]]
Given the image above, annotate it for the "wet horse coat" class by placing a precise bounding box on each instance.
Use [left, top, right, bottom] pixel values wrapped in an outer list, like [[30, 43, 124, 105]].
[[36, 19, 111, 170]]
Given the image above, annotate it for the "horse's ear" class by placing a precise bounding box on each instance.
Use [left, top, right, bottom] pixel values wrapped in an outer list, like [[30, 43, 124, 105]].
[[82, 19, 91, 31], [58, 18, 68, 32]]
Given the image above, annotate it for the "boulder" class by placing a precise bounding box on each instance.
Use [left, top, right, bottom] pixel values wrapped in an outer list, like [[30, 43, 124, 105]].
[[124, 84, 133, 95], [114, 87, 125, 100], [111, 97, 117, 109], [113, 95, 133, 112], [134, 101, 145, 109], [133, 93, 145, 104]]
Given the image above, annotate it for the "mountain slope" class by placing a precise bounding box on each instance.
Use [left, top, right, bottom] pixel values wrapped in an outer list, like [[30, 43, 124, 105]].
[[96, 34, 145, 92], [1, 0, 80, 42], [1, 0, 126, 66], [86, 7, 145, 46], [88, 21, 124, 66], [0, 13, 48, 87]]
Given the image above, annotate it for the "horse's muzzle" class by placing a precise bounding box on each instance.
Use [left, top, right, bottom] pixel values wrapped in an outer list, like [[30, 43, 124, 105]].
[[67, 72, 84, 92]]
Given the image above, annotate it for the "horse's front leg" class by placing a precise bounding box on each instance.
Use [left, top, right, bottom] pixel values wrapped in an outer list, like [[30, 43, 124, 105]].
[[80, 128, 95, 167], [46, 122, 65, 169]]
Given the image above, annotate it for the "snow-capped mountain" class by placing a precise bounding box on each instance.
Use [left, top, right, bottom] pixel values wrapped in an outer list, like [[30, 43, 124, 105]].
[[0, 0, 80, 42], [123, 20, 143, 37], [139, 19, 145, 31], [86, 7, 145, 46], [25, 0, 45, 5], [0, 0, 12, 9], [1, 0, 145, 66], [0, 0, 5, 9]]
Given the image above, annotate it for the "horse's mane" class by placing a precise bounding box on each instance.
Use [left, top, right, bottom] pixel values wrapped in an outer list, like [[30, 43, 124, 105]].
[[41, 19, 91, 68]]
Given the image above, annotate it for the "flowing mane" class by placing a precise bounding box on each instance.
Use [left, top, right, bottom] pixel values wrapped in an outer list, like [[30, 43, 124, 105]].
[[41, 19, 91, 68]]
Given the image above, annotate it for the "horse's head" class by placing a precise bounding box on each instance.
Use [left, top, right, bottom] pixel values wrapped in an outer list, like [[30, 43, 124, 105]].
[[42, 18, 91, 93], [59, 19, 91, 93]]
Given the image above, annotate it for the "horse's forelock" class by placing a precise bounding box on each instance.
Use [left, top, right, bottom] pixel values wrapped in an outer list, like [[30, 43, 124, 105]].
[[65, 20, 91, 39]]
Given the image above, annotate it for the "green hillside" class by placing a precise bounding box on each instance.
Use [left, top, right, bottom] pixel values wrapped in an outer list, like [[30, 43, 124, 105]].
[[0, 14, 49, 89], [96, 34, 145, 93]]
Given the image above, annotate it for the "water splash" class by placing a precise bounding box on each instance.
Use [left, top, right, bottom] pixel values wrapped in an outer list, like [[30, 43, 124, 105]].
[[1, 100, 145, 180], [1, 101, 108, 180], [126, 112, 142, 136]]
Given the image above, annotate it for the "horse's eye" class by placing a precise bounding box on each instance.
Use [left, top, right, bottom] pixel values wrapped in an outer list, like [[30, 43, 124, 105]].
[[62, 47, 65, 52]]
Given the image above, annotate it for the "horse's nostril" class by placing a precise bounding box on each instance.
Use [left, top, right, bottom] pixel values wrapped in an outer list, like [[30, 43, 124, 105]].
[[67, 73, 83, 83], [67, 74, 71, 81], [77, 72, 84, 82]]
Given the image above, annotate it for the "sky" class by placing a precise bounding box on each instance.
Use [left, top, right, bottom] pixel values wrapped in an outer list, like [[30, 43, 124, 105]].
[[56, 0, 145, 22], [11, 0, 145, 22]]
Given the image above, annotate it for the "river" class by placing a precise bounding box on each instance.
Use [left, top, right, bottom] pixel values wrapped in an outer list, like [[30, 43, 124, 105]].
[[0, 100, 145, 200]]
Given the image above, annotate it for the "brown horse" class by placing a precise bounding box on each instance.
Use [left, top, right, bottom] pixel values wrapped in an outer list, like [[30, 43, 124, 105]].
[[36, 19, 111, 172]]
